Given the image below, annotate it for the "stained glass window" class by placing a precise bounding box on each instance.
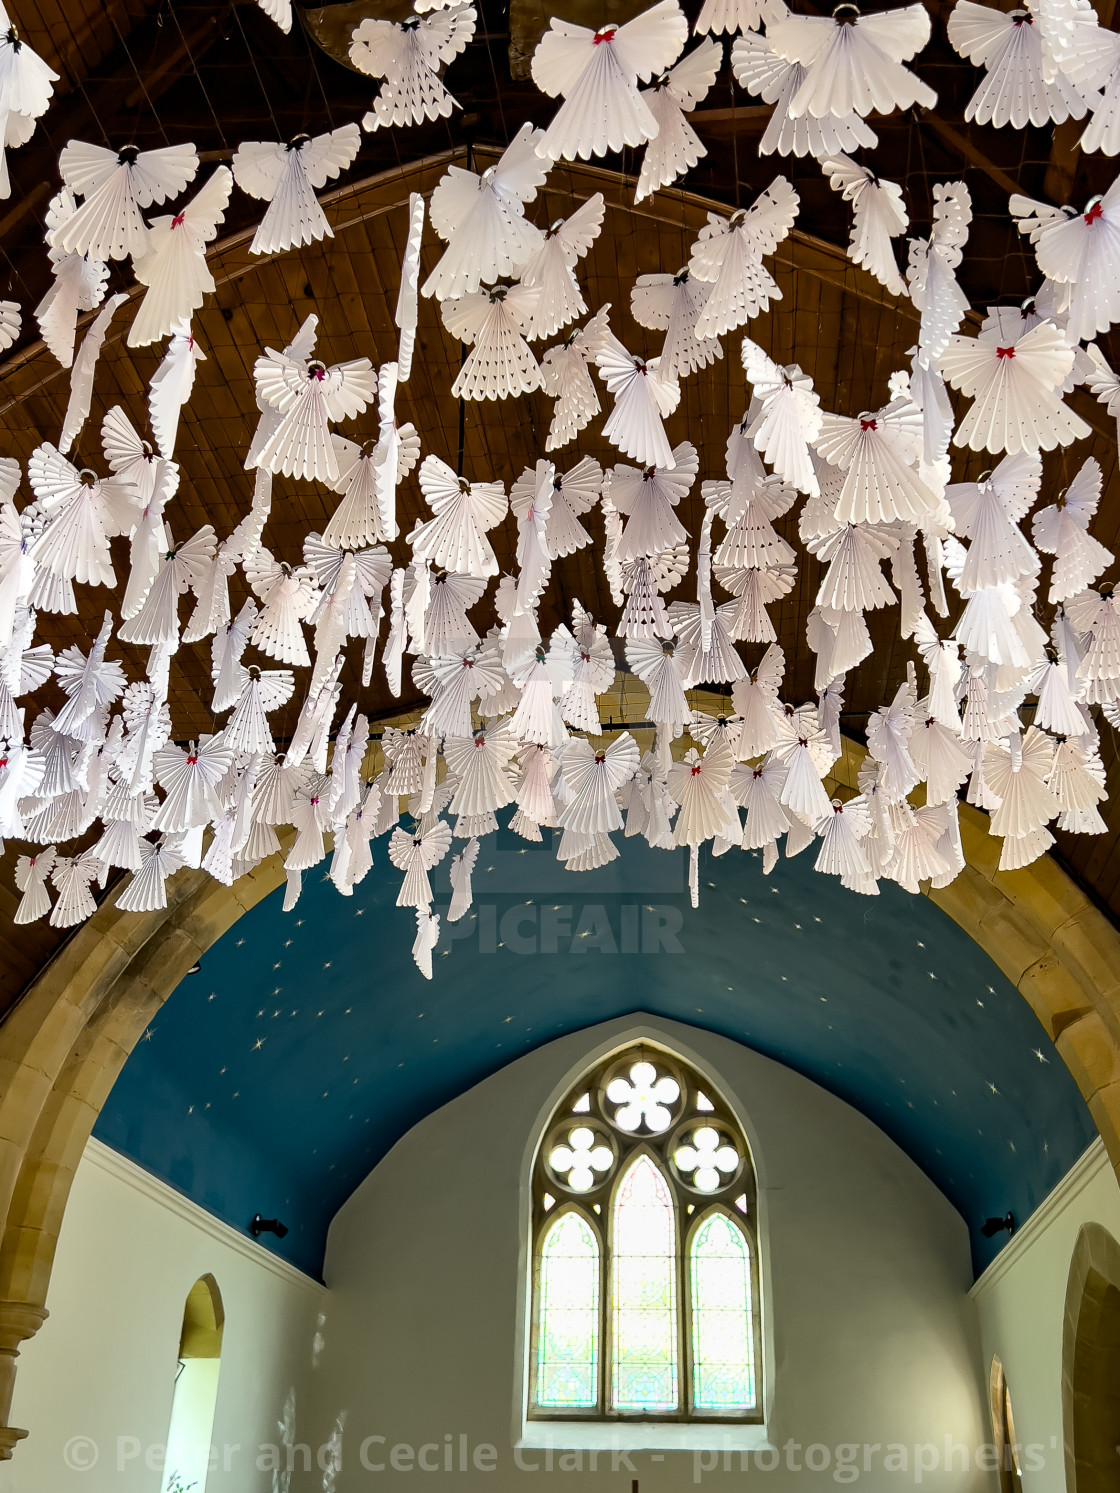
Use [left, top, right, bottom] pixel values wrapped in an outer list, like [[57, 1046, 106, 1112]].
[[690, 1212, 756, 1412], [611, 1155, 679, 1412], [536, 1211, 600, 1409], [529, 1044, 762, 1425]]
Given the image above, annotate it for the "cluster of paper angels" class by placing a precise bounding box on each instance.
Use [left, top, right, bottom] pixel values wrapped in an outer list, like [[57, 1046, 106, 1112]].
[[2, 0, 1120, 977]]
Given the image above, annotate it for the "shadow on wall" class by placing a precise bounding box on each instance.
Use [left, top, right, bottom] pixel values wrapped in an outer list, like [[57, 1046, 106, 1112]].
[[1063, 1222, 1120, 1493]]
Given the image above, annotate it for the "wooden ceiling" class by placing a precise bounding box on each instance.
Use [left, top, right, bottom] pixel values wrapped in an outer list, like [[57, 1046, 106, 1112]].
[[1, 0, 1119, 1011]]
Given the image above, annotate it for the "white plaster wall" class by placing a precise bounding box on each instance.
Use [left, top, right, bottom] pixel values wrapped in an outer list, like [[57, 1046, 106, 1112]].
[[304, 1015, 996, 1493], [970, 1139, 1120, 1493], [0, 1139, 323, 1493]]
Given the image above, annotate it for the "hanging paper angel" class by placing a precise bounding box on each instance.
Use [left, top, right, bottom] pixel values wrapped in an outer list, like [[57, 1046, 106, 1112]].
[[152, 736, 235, 834], [448, 838, 480, 922], [906, 182, 972, 366], [36, 189, 111, 369], [245, 547, 319, 667], [254, 0, 293, 31], [765, 2, 937, 120], [531, 0, 689, 162], [146, 322, 205, 459], [325, 368, 419, 551], [49, 852, 100, 929], [441, 283, 544, 401], [517, 193, 605, 341], [732, 643, 786, 758], [634, 36, 722, 202], [593, 329, 680, 469], [820, 154, 908, 297], [948, 1, 1092, 129], [118, 525, 217, 650], [631, 269, 723, 380], [731, 30, 879, 157], [58, 292, 129, 455], [608, 442, 697, 563], [443, 723, 519, 819], [219, 667, 295, 756], [695, 0, 783, 34], [127, 166, 232, 347], [349, 4, 477, 131], [414, 640, 508, 738], [13, 845, 56, 925], [184, 469, 272, 644], [541, 306, 610, 450], [26, 443, 137, 590], [1033, 456, 1114, 602], [687, 177, 799, 339], [1010, 182, 1120, 344], [557, 732, 641, 836], [740, 338, 822, 494], [116, 835, 188, 913], [250, 345, 376, 483], [422, 124, 549, 300], [409, 456, 507, 577], [939, 311, 1090, 453], [396, 193, 424, 381], [51, 141, 199, 262], [549, 602, 616, 732], [232, 124, 361, 254], [389, 819, 453, 908], [814, 395, 938, 525]]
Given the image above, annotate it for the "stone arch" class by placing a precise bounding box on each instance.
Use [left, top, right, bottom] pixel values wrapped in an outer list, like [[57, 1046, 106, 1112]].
[[1062, 1222, 1120, 1492]]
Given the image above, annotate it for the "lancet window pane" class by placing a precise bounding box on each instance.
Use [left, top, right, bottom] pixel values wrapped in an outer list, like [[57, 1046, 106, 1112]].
[[611, 1155, 678, 1412], [535, 1211, 601, 1409], [690, 1212, 755, 1412]]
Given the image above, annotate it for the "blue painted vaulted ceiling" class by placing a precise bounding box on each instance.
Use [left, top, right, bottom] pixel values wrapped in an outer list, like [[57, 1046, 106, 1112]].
[[96, 826, 1097, 1279]]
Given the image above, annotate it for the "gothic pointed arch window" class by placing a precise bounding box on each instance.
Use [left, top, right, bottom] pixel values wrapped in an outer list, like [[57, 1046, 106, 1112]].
[[529, 1044, 762, 1423]]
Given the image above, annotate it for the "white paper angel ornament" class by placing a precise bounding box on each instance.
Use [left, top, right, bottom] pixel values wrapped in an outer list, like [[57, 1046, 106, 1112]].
[[608, 441, 697, 561], [325, 367, 419, 551], [443, 724, 519, 818], [389, 818, 453, 908], [948, 2, 1092, 129], [821, 154, 908, 296], [14, 845, 56, 925], [814, 396, 937, 525], [625, 635, 693, 737], [668, 740, 735, 848], [531, 0, 689, 162], [1049, 736, 1107, 833], [740, 338, 822, 494], [634, 37, 722, 202], [550, 603, 616, 732], [557, 731, 641, 835], [731, 642, 786, 758], [1010, 183, 1120, 343], [245, 548, 319, 667], [731, 30, 879, 157], [448, 837, 480, 922], [118, 525, 217, 649], [116, 835, 187, 914], [541, 306, 610, 450], [220, 667, 295, 756], [409, 456, 507, 577], [127, 167, 232, 347], [1032, 457, 1113, 602], [594, 329, 680, 469], [696, 0, 783, 34], [36, 190, 111, 369], [688, 177, 799, 339], [414, 641, 508, 739], [517, 194, 604, 341], [939, 313, 1090, 453], [26, 444, 137, 590], [944, 452, 1041, 592], [906, 182, 972, 365], [422, 124, 548, 300], [233, 124, 360, 254], [631, 269, 723, 381], [148, 323, 206, 459], [442, 283, 544, 401], [152, 736, 235, 833], [51, 141, 200, 262], [48, 853, 99, 928], [251, 346, 377, 483], [766, 2, 937, 119], [350, 5, 476, 131], [411, 908, 441, 979]]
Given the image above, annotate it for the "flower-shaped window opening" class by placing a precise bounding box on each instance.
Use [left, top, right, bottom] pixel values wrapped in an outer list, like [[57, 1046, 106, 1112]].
[[606, 1061, 680, 1133], [549, 1127, 614, 1192], [674, 1126, 739, 1193]]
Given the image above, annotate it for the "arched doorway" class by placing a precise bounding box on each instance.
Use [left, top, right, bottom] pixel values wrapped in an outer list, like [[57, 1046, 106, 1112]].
[[1062, 1224, 1120, 1493], [163, 1275, 225, 1493]]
